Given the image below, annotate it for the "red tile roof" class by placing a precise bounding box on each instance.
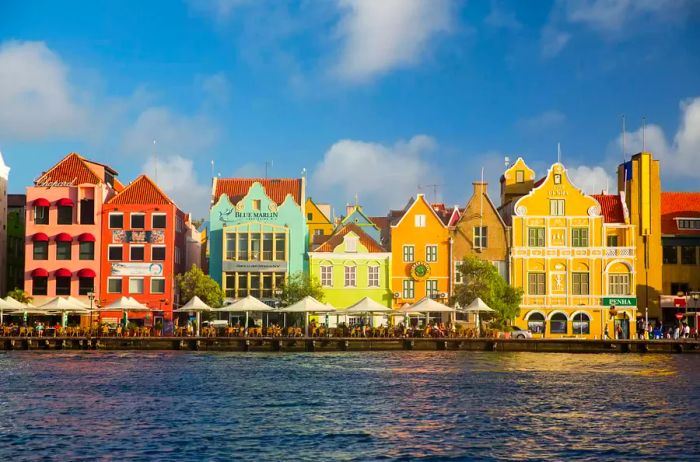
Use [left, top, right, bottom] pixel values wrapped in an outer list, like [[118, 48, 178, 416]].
[[315, 223, 386, 253], [592, 194, 626, 224], [108, 175, 173, 205], [35, 153, 102, 185], [214, 178, 302, 205], [369, 216, 389, 232], [661, 192, 700, 235]]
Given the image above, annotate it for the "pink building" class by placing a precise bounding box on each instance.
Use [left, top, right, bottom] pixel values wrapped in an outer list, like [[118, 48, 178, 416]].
[[25, 153, 123, 306]]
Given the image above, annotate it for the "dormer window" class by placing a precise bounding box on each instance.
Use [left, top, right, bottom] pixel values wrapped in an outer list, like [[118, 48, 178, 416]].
[[677, 218, 700, 230], [516, 170, 524, 183], [252, 199, 261, 211], [554, 174, 562, 185], [345, 236, 358, 252]]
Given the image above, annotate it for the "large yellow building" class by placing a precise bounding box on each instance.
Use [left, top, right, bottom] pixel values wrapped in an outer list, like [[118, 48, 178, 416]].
[[508, 161, 637, 339], [305, 198, 334, 250]]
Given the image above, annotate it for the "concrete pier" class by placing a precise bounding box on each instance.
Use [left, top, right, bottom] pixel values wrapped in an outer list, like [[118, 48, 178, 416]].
[[1, 337, 699, 353]]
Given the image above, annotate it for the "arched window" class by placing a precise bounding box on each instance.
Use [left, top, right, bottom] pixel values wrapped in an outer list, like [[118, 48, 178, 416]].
[[572, 312, 591, 335], [527, 312, 545, 333], [550, 312, 568, 334]]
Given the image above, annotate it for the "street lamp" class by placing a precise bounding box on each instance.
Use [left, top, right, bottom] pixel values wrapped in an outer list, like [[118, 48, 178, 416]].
[[87, 291, 96, 335]]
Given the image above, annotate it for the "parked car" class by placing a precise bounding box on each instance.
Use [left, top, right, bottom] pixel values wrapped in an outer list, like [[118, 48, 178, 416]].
[[511, 326, 533, 339]]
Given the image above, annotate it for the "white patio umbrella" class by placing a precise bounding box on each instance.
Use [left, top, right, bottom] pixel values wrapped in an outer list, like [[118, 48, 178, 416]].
[[401, 297, 456, 325], [340, 297, 394, 327], [278, 296, 335, 336], [1, 297, 26, 323], [37, 297, 92, 326], [461, 297, 495, 337], [215, 295, 273, 335], [175, 296, 213, 337], [99, 296, 151, 328]]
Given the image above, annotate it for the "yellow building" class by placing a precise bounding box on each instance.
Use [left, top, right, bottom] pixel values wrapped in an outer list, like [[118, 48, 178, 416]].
[[305, 198, 334, 250], [508, 161, 637, 339]]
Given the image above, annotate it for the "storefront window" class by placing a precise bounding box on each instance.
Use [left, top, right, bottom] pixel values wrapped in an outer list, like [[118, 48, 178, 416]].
[[550, 313, 568, 334], [527, 313, 545, 333], [572, 312, 591, 335]]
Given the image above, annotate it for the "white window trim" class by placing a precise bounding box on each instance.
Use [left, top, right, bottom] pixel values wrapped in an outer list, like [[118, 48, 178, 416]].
[[128, 277, 145, 295], [150, 277, 166, 294], [414, 214, 426, 228], [107, 277, 122, 294], [403, 244, 415, 263], [151, 213, 167, 229], [402, 279, 415, 299], [320, 265, 333, 287], [108, 212, 124, 229], [425, 244, 438, 262], [130, 212, 146, 229], [130, 244, 145, 262], [108, 244, 123, 261], [344, 265, 357, 287], [368, 265, 380, 287], [151, 245, 167, 261]]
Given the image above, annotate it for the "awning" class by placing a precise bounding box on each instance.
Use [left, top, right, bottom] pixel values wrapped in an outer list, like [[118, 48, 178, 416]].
[[31, 268, 49, 277], [78, 233, 96, 242], [56, 198, 74, 207], [32, 232, 49, 242], [33, 198, 50, 207], [55, 268, 72, 278], [78, 268, 96, 278], [55, 232, 72, 242]]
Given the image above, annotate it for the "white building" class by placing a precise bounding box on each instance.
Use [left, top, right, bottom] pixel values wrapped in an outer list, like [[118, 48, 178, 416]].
[[0, 151, 10, 296]]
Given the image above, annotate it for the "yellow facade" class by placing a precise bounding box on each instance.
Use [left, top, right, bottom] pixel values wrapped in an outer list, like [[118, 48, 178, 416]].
[[305, 198, 334, 248], [390, 194, 450, 308], [509, 162, 637, 339]]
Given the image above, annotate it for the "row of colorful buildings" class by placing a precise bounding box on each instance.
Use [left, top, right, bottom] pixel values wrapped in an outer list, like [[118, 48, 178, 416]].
[[1, 150, 699, 338]]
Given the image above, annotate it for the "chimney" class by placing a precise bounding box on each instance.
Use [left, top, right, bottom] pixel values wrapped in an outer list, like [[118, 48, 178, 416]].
[[346, 203, 354, 217], [473, 181, 488, 197]]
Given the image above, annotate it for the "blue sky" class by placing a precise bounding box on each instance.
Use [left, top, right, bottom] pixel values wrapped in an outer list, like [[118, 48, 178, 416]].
[[1, 0, 699, 218]]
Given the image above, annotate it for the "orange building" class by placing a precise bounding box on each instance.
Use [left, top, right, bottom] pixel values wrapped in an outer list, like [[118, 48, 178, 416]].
[[389, 194, 451, 308], [99, 175, 188, 325]]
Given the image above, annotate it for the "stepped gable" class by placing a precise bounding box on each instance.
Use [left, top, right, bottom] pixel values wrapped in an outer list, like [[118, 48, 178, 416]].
[[108, 175, 173, 205], [592, 194, 625, 224], [215, 178, 302, 205], [316, 223, 385, 253]]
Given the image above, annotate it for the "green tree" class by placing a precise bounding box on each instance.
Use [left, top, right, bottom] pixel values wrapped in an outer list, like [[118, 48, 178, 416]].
[[280, 272, 324, 306], [7, 288, 32, 304], [452, 256, 522, 330], [176, 265, 224, 309]]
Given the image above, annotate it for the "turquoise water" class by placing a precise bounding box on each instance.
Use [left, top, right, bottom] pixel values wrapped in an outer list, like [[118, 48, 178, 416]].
[[0, 351, 698, 461]]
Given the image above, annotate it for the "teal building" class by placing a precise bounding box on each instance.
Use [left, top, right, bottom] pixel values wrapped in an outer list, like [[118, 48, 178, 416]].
[[340, 205, 382, 242], [209, 178, 307, 302]]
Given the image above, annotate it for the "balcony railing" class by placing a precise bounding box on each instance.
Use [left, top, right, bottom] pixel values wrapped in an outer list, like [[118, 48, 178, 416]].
[[511, 246, 635, 258]]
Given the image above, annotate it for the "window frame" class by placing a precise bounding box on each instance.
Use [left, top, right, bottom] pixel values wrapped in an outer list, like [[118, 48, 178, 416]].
[[368, 265, 380, 288], [56, 205, 73, 225], [549, 199, 565, 216], [528, 228, 545, 247], [414, 214, 426, 227], [34, 205, 49, 225], [609, 274, 630, 296], [56, 241, 72, 261], [150, 278, 166, 294], [403, 245, 415, 263], [550, 313, 568, 334], [108, 245, 123, 261], [128, 277, 145, 294], [108, 212, 124, 229], [152, 213, 167, 229], [473, 226, 488, 249], [130, 245, 145, 262], [402, 279, 415, 299], [79, 241, 95, 260], [32, 276, 48, 296], [572, 228, 589, 247], [320, 265, 333, 287], [78, 277, 94, 296], [528, 272, 546, 295], [426, 279, 438, 298], [572, 272, 590, 295], [344, 265, 357, 288], [107, 277, 123, 294], [130, 213, 145, 229], [425, 245, 438, 262], [151, 245, 167, 261], [55, 276, 71, 296], [33, 241, 49, 260]]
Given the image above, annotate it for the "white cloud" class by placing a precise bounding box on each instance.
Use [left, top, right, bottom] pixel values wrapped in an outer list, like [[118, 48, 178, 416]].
[[333, 0, 453, 83], [516, 110, 566, 133], [610, 97, 700, 178], [567, 165, 614, 195], [142, 155, 211, 219], [122, 106, 219, 156], [540, 25, 571, 58], [485, 1, 522, 30], [312, 135, 439, 213], [0, 41, 88, 140], [201, 72, 232, 105]]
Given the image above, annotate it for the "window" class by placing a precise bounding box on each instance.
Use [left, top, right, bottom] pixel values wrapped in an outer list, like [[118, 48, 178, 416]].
[[426, 280, 438, 298], [572, 272, 589, 295], [474, 226, 488, 249], [130, 246, 144, 261], [152, 246, 166, 261], [252, 200, 261, 211], [607, 235, 618, 247], [33, 241, 49, 260], [527, 313, 544, 333], [79, 277, 94, 295], [528, 273, 546, 295], [368, 266, 380, 287], [307, 212, 313, 221], [238, 234, 249, 260], [344, 266, 356, 287], [57, 206, 72, 225], [314, 229, 323, 236], [528, 228, 545, 247], [56, 241, 72, 260], [403, 245, 415, 262], [275, 233, 286, 260], [550, 313, 568, 334], [515, 170, 524, 183], [681, 246, 697, 265], [250, 234, 261, 260], [108, 245, 123, 261], [572, 228, 589, 247], [345, 236, 358, 252], [321, 266, 333, 287], [263, 233, 273, 260], [663, 246, 678, 264], [678, 219, 700, 230], [175, 247, 182, 265], [549, 199, 565, 216], [426, 245, 438, 262], [414, 214, 426, 227], [554, 174, 562, 184], [609, 274, 630, 295], [454, 261, 464, 285], [32, 276, 48, 295], [79, 242, 94, 260], [107, 278, 122, 294], [129, 278, 144, 294], [130, 213, 145, 229], [151, 278, 166, 294], [402, 279, 415, 299], [152, 214, 167, 229], [56, 277, 71, 296], [34, 205, 49, 225], [572, 312, 590, 335], [80, 199, 94, 224], [109, 213, 123, 229]]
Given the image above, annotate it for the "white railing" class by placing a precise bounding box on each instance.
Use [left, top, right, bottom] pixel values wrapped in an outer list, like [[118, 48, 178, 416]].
[[511, 246, 635, 258]]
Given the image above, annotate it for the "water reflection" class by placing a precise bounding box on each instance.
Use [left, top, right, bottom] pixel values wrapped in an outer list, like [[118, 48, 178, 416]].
[[0, 351, 698, 461]]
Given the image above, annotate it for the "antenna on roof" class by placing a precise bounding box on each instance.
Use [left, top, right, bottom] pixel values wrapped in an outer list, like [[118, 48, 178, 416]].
[[642, 116, 647, 152], [265, 160, 274, 178], [153, 140, 158, 184], [423, 184, 441, 203], [621, 114, 626, 161], [557, 142, 561, 164]]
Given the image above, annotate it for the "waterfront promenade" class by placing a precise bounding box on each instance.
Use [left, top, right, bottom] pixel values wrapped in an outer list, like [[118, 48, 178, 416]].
[[2, 335, 699, 354]]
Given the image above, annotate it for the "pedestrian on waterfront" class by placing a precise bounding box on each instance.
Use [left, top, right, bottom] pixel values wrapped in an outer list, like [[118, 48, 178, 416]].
[[616, 324, 623, 340], [604, 325, 610, 340], [673, 324, 680, 339], [683, 323, 690, 338]]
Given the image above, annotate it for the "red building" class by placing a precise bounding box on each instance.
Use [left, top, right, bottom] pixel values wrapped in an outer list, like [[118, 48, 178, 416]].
[[99, 175, 188, 325]]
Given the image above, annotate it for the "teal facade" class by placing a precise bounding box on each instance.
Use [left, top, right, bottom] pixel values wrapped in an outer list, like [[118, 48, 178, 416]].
[[341, 206, 381, 242], [209, 182, 307, 301]]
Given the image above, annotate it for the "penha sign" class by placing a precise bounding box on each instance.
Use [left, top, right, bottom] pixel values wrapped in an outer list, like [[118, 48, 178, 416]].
[[602, 297, 637, 307]]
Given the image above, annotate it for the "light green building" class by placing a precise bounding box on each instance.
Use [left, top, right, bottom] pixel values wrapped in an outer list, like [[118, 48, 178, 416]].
[[308, 223, 392, 314]]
